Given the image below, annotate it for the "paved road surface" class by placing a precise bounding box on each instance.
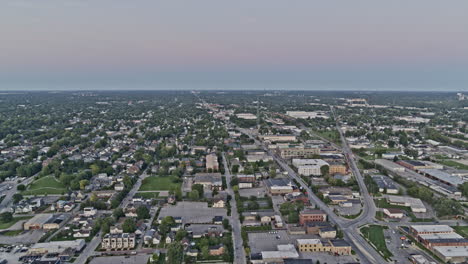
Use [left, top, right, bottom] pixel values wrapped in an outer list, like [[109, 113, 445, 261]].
[[0, 176, 35, 212], [238, 127, 386, 264], [75, 173, 148, 264], [222, 152, 247, 264]]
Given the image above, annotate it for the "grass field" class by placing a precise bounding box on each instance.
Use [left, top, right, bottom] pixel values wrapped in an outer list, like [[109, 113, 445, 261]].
[[139, 176, 181, 191], [134, 192, 160, 199], [0, 230, 23, 236], [0, 216, 33, 229], [437, 160, 468, 170], [22, 175, 66, 196], [361, 225, 393, 260], [375, 198, 409, 210], [452, 226, 468, 237]]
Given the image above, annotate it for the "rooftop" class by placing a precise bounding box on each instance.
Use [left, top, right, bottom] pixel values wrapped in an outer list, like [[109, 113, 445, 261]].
[[433, 246, 468, 257], [411, 225, 454, 233]]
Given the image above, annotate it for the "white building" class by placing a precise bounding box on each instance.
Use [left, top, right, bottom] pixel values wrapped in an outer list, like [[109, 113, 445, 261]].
[[293, 159, 329, 176]]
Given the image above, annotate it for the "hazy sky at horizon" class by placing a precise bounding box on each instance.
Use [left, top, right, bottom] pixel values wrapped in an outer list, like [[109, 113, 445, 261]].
[[1, 0, 468, 91]]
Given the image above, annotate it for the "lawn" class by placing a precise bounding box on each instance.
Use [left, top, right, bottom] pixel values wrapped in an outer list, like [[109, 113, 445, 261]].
[[314, 130, 341, 144], [139, 176, 181, 191], [360, 225, 393, 260], [437, 160, 468, 170], [134, 192, 160, 199], [0, 216, 33, 229], [374, 198, 409, 211], [0, 230, 23, 236], [452, 226, 468, 237], [22, 175, 66, 196]]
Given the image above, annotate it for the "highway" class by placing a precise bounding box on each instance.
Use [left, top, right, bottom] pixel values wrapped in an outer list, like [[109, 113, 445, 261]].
[[222, 152, 247, 264]]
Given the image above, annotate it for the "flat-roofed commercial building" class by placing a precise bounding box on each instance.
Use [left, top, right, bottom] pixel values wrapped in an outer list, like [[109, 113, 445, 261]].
[[372, 175, 399, 194], [29, 239, 86, 254], [433, 246, 468, 263], [286, 111, 329, 119], [23, 214, 53, 230], [397, 160, 430, 170], [418, 233, 468, 249], [419, 168, 465, 187], [205, 153, 219, 171], [260, 244, 299, 263], [260, 134, 297, 142], [277, 144, 320, 159], [375, 159, 406, 173], [410, 225, 454, 236], [266, 178, 294, 195], [329, 163, 347, 175], [299, 209, 327, 225], [296, 239, 351, 255], [387, 195, 426, 213]]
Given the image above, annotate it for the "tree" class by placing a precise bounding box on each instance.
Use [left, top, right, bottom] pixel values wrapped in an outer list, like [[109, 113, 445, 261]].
[[17, 184, 26, 191], [122, 218, 137, 233], [113, 208, 125, 220], [136, 206, 150, 220], [320, 165, 329, 176], [12, 193, 23, 203], [79, 179, 89, 190], [192, 184, 204, 197], [0, 212, 13, 223], [189, 190, 199, 200], [123, 175, 133, 189], [247, 201, 259, 210], [201, 245, 210, 259], [90, 164, 100, 175], [159, 216, 175, 234], [167, 242, 184, 264], [90, 193, 98, 202], [460, 182, 468, 198], [223, 219, 230, 229], [175, 229, 187, 241]]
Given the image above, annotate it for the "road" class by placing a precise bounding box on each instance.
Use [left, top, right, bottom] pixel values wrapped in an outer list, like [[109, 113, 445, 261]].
[[237, 127, 386, 264], [0, 176, 35, 212], [75, 231, 102, 264], [75, 172, 148, 264], [222, 152, 247, 264]]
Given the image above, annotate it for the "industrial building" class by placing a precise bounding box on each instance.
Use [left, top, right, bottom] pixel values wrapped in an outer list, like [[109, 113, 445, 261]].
[[372, 175, 399, 194]]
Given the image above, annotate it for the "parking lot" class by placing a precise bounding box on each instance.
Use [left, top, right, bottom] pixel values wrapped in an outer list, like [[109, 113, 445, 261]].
[[158, 201, 227, 224], [0, 229, 45, 245], [238, 187, 267, 198]]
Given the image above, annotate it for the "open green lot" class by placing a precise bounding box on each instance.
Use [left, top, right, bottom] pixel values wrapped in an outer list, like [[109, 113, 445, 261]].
[[0, 216, 33, 229], [360, 225, 393, 260], [437, 160, 468, 170], [452, 226, 468, 237], [139, 176, 181, 191], [22, 175, 66, 196], [0, 230, 23, 236]]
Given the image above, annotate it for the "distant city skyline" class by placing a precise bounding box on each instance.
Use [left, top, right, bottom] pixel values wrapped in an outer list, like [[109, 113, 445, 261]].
[[1, 0, 467, 91]]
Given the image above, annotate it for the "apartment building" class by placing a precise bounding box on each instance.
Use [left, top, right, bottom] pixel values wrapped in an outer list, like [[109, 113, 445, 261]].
[[101, 233, 136, 250]]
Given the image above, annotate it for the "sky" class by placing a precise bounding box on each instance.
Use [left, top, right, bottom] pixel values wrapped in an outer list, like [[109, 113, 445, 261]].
[[1, 0, 468, 91]]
